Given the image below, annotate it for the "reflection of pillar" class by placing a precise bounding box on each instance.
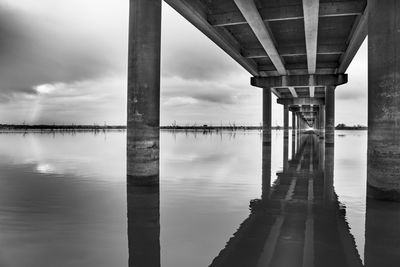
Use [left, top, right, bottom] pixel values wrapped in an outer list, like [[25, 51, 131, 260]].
[[283, 135, 289, 171], [365, 198, 400, 267], [291, 131, 296, 160], [319, 105, 325, 139], [324, 144, 334, 204], [296, 123, 300, 153], [262, 143, 272, 200], [284, 105, 289, 139], [325, 86, 335, 144], [368, 0, 400, 201], [127, 0, 161, 185], [263, 88, 272, 145], [318, 138, 325, 172], [297, 114, 300, 132], [127, 183, 160, 267], [292, 111, 296, 136]]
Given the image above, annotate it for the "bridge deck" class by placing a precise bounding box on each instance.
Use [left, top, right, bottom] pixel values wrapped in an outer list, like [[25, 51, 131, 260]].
[[165, 0, 367, 101]]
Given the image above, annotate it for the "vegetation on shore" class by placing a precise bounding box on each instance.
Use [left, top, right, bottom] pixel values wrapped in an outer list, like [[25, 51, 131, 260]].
[[335, 123, 367, 130], [0, 122, 367, 132], [0, 124, 126, 132]]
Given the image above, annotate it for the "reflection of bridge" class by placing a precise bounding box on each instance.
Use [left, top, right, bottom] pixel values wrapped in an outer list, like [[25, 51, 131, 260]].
[[209, 133, 362, 267]]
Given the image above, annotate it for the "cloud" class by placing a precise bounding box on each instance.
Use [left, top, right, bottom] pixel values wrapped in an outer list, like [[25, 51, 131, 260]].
[[0, 1, 128, 102], [161, 4, 244, 82]]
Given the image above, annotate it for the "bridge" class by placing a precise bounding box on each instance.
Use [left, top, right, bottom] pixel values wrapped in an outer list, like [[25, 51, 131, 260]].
[[128, 0, 400, 201]]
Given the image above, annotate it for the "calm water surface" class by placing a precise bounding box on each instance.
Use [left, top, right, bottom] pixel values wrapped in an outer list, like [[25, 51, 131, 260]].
[[0, 130, 398, 267]]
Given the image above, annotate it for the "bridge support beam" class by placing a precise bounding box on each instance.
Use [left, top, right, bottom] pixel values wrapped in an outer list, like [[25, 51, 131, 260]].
[[284, 105, 289, 139], [127, 0, 161, 185], [325, 86, 335, 145], [263, 88, 272, 144], [368, 0, 400, 201]]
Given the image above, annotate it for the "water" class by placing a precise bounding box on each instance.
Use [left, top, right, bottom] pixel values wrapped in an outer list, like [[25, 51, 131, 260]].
[[0, 130, 398, 267]]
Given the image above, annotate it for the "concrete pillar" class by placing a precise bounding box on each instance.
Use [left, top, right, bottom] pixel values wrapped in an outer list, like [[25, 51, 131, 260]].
[[325, 86, 335, 145], [263, 88, 272, 144], [368, 0, 400, 201], [127, 183, 160, 266], [292, 111, 296, 136], [127, 0, 161, 185], [283, 104, 289, 139]]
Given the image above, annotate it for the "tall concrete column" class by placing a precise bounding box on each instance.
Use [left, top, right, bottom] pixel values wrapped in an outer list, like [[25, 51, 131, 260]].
[[127, 0, 161, 185], [283, 104, 289, 139], [292, 111, 296, 136], [263, 88, 272, 144], [325, 86, 335, 145], [368, 0, 400, 201]]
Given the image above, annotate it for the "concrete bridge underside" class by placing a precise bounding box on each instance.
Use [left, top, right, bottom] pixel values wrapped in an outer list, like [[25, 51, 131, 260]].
[[128, 0, 400, 202]]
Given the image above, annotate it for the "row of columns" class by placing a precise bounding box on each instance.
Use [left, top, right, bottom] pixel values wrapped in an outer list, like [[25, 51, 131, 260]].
[[262, 87, 334, 144]]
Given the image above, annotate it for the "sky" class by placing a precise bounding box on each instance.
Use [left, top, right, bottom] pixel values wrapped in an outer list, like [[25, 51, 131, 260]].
[[0, 0, 367, 126]]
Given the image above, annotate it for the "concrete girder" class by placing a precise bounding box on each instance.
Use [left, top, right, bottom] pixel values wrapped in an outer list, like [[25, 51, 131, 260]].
[[310, 86, 315, 97], [242, 44, 344, 59], [303, 0, 319, 74], [288, 87, 298, 97], [251, 74, 348, 88], [233, 0, 287, 75], [258, 62, 338, 72], [259, 68, 337, 77], [208, 1, 365, 27], [271, 88, 281, 98], [277, 97, 324, 106], [337, 2, 368, 73]]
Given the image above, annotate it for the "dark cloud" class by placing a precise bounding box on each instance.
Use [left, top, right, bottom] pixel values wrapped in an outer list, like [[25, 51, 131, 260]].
[[161, 5, 245, 82], [0, 4, 126, 100], [161, 45, 242, 82], [161, 80, 252, 105]]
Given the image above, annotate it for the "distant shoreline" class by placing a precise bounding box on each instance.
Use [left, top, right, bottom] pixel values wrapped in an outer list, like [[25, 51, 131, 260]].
[[0, 124, 367, 132], [0, 124, 126, 132]]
